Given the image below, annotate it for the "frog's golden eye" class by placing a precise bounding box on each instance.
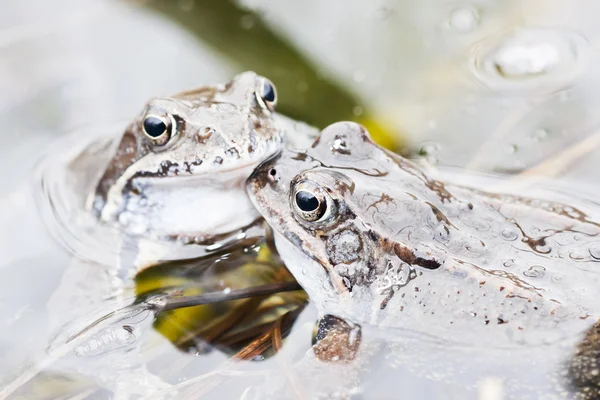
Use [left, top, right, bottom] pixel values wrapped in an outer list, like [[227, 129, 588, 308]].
[[256, 78, 277, 111], [292, 180, 336, 223], [142, 114, 176, 146]]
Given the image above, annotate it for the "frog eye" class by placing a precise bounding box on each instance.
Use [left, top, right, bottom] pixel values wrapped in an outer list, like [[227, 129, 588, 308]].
[[292, 180, 336, 223], [255, 78, 277, 111], [142, 114, 176, 146]]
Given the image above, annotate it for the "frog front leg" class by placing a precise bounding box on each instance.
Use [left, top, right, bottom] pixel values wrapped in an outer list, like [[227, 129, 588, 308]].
[[312, 314, 362, 362], [569, 320, 600, 396]]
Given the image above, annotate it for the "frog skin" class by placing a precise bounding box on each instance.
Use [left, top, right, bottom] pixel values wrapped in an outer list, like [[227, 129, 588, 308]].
[[247, 121, 600, 390], [91, 71, 317, 244]]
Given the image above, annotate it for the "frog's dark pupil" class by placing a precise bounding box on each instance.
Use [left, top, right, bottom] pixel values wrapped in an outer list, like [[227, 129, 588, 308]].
[[296, 191, 319, 212], [262, 82, 276, 103], [144, 117, 167, 138]]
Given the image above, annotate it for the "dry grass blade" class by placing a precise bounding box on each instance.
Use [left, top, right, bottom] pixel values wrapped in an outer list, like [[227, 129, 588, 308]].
[[515, 129, 600, 180], [161, 281, 302, 311]]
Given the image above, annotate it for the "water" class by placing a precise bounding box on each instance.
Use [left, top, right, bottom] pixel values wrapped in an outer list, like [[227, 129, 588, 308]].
[[3, 0, 600, 398], [470, 27, 589, 93]]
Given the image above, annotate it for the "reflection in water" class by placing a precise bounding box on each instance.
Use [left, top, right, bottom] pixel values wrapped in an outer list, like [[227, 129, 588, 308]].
[[135, 243, 307, 357], [33, 123, 125, 265]]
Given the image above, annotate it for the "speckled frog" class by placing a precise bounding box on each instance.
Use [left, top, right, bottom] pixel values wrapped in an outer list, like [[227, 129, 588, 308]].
[[248, 121, 600, 393], [91, 71, 316, 243]]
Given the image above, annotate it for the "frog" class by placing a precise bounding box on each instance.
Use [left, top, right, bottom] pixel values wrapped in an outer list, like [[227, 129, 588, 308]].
[[247, 121, 600, 396], [91, 71, 317, 244], [83, 71, 319, 270]]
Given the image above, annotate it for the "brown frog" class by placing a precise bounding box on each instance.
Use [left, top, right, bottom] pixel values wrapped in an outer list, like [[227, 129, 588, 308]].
[[247, 121, 600, 396], [91, 71, 317, 243]]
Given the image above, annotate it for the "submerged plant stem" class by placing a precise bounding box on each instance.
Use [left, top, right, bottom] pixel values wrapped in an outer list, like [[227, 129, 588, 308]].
[[160, 281, 303, 312]]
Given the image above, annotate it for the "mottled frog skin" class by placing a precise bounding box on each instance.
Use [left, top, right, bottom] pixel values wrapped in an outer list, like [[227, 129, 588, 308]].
[[91, 71, 316, 242], [247, 121, 600, 391]]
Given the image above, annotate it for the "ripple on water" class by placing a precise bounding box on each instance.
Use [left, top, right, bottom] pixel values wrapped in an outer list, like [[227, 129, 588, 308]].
[[33, 123, 128, 265], [470, 27, 588, 93]]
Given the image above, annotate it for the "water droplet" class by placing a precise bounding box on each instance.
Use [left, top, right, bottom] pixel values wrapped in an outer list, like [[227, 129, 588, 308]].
[[503, 259, 515, 268], [589, 248, 600, 260], [470, 27, 588, 93], [569, 250, 586, 261], [353, 106, 363, 116], [501, 227, 519, 241], [523, 265, 546, 278], [447, 6, 479, 33], [332, 137, 346, 150], [222, 287, 231, 295], [532, 128, 549, 142]]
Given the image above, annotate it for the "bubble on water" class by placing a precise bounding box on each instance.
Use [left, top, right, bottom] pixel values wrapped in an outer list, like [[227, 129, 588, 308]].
[[470, 27, 588, 93], [447, 6, 480, 33], [523, 265, 546, 278]]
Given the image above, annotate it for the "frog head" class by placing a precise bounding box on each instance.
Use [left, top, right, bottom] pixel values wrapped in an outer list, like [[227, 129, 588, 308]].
[[92, 72, 283, 239], [247, 121, 445, 313]]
